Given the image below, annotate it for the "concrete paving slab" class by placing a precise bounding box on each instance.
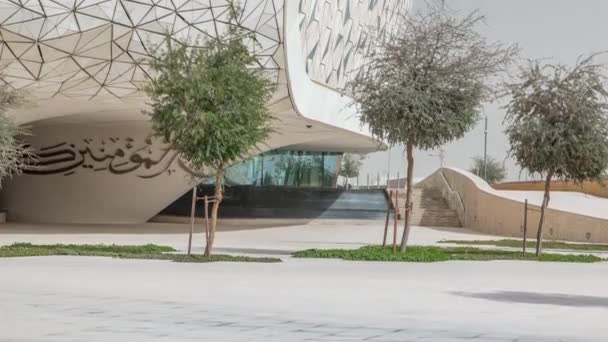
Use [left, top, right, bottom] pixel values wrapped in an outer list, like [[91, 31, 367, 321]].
[[0, 219, 499, 255], [0, 255, 607, 341], [0, 220, 606, 341]]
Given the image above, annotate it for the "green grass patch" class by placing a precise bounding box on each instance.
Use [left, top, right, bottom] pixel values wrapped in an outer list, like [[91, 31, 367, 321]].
[[120, 253, 281, 263], [293, 245, 603, 263], [439, 239, 608, 251], [0, 243, 176, 257], [0, 243, 281, 263]]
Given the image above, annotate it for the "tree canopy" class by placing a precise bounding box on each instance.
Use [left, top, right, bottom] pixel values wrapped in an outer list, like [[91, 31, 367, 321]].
[[0, 86, 32, 187], [469, 156, 506, 184], [350, 6, 517, 151], [339, 154, 363, 179], [505, 56, 608, 183], [145, 30, 275, 174], [504, 54, 608, 255]]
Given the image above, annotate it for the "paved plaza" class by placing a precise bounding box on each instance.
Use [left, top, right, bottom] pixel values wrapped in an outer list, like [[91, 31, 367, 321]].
[[1, 220, 607, 341], [0, 219, 504, 254]]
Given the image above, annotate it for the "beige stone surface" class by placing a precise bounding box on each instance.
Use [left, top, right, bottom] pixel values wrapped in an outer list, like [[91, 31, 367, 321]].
[[419, 168, 608, 243], [0, 219, 496, 254]]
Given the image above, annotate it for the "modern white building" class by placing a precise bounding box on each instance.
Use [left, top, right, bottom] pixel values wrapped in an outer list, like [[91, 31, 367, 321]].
[[0, 0, 411, 223]]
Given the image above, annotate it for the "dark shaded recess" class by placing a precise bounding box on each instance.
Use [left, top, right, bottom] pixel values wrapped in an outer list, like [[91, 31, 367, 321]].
[[160, 186, 390, 220]]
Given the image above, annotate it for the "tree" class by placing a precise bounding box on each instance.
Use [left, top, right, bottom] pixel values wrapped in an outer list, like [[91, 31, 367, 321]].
[[144, 6, 275, 256], [504, 55, 608, 256], [469, 156, 506, 184], [0, 86, 33, 187], [349, 3, 517, 252], [339, 154, 363, 188]]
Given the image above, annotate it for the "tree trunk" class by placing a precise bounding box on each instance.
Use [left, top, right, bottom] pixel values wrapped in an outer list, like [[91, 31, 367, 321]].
[[204, 166, 224, 257], [535, 171, 553, 257], [399, 142, 414, 253]]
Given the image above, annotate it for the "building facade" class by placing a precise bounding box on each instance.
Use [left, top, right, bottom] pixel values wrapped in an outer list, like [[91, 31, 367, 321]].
[[0, 0, 411, 223]]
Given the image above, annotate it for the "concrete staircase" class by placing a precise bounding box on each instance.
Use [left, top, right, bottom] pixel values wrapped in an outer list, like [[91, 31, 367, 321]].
[[389, 188, 461, 227]]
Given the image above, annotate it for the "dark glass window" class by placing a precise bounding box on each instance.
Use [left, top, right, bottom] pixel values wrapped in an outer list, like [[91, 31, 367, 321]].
[[208, 149, 343, 188], [321, 152, 340, 187]]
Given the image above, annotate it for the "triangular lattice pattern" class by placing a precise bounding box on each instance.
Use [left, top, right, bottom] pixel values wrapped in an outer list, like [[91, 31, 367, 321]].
[[0, 0, 284, 99], [298, 0, 410, 90]]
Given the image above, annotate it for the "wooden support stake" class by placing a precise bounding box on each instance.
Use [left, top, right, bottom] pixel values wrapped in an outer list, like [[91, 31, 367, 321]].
[[204, 195, 210, 249], [383, 190, 392, 247], [523, 199, 528, 255], [393, 189, 399, 254], [188, 187, 196, 256]]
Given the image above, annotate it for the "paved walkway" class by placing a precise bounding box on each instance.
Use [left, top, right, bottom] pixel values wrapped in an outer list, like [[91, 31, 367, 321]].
[[1, 220, 607, 341], [2, 255, 607, 341], [0, 219, 497, 255]]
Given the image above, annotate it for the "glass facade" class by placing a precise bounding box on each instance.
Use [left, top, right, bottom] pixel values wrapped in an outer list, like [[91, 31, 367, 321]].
[[217, 150, 341, 188]]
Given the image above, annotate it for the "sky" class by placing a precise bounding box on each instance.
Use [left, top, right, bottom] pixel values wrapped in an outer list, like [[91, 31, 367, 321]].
[[359, 0, 608, 184]]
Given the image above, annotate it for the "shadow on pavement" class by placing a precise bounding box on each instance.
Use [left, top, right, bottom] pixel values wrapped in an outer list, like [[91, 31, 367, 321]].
[[0, 220, 309, 235], [453, 290, 608, 308], [214, 247, 295, 255]]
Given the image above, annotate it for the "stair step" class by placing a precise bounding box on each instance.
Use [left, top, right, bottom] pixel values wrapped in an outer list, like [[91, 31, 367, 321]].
[[388, 188, 462, 227]]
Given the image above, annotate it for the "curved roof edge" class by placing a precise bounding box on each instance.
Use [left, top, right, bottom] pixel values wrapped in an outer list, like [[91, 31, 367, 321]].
[[282, 0, 383, 147]]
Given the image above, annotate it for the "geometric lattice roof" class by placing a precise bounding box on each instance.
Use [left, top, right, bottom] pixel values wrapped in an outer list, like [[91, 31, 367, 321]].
[[0, 0, 283, 99]]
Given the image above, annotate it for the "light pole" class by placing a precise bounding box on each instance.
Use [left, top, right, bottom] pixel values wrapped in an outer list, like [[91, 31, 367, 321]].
[[502, 154, 509, 180], [429, 147, 445, 169], [387, 145, 391, 187], [483, 115, 488, 181]]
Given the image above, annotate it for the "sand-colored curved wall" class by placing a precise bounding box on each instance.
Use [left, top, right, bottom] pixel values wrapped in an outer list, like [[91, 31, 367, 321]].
[[494, 180, 608, 199], [417, 168, 608, 243]]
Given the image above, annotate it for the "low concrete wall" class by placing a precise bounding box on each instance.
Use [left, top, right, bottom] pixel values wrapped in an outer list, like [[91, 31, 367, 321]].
[[420, 168, 608, 243]]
